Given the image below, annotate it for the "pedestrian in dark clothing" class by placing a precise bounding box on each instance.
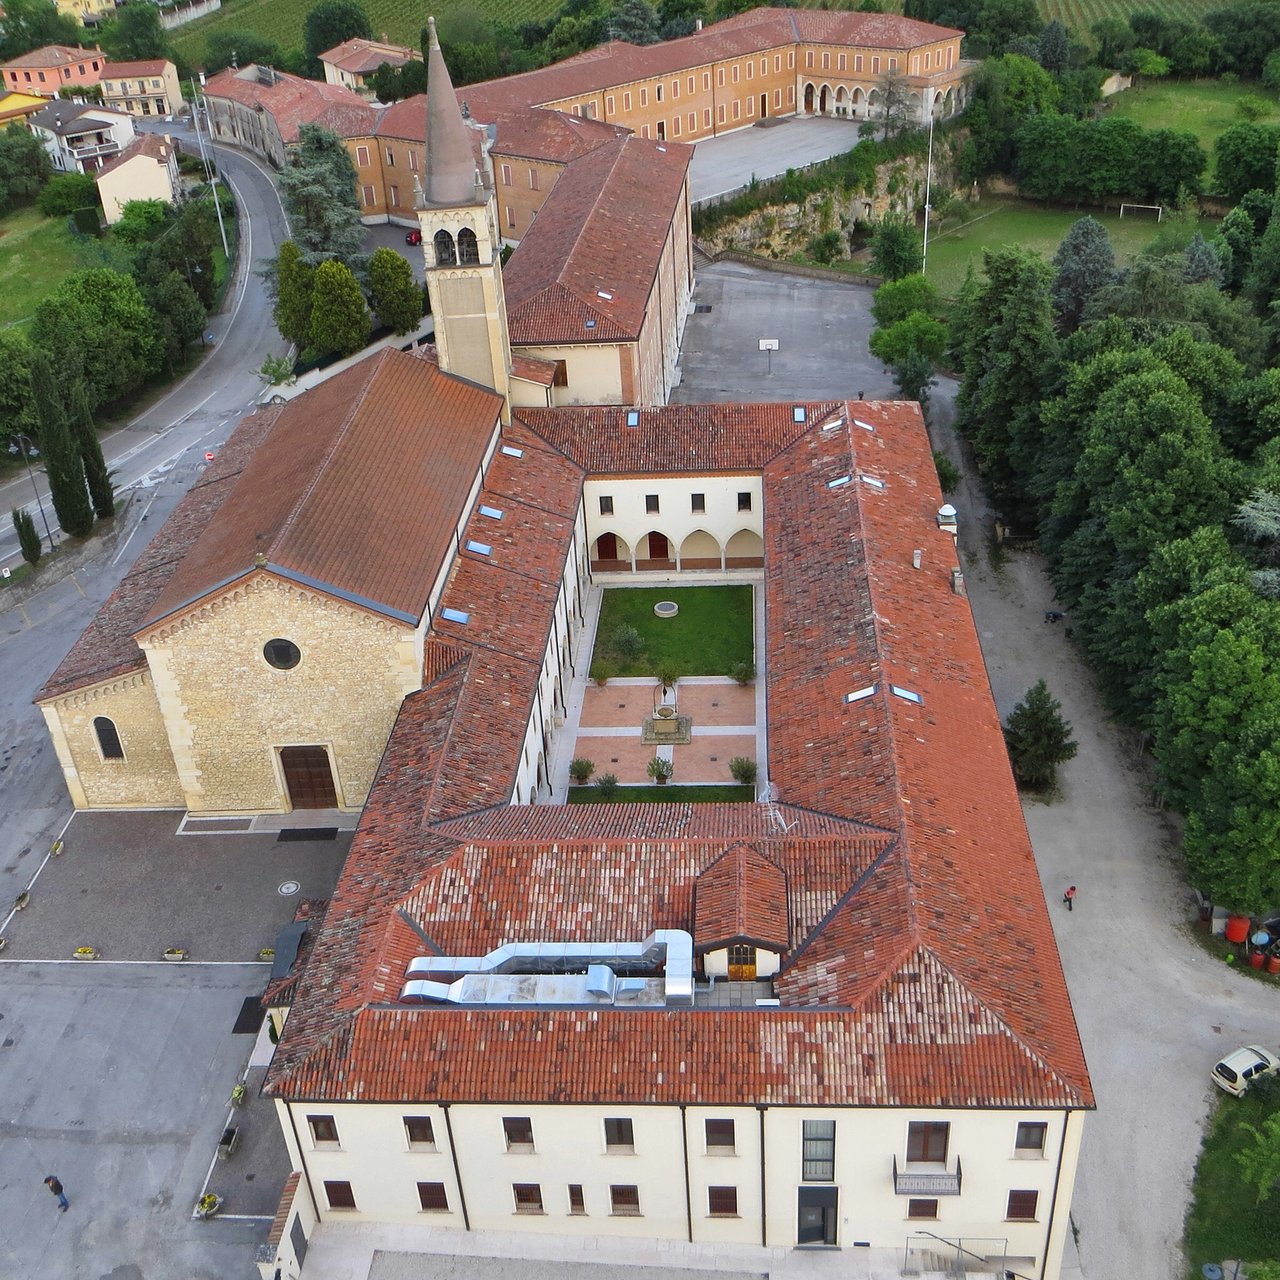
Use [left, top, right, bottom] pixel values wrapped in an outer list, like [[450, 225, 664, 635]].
[[1063, 885, 1076, 911], [44, 1175, 68, 1211]]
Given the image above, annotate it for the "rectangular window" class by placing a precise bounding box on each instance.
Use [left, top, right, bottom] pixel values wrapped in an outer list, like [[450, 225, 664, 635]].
[[606, 94, 615, 114], [708, 1186, 738, 1216], [774, 89, 781, 108], [506, 205, 515, 229], [717, 104, 725, 124], [418, 1182, 449, 1211], [624, 91, 632, 110], [528, 168, 538, 190], [737, 492, 752, 511], [1006, 1190, 1039, 1221], [732, 100, 740, 119], [691, 493, 706, 514], [362, 184, 375, 207], [404, 1116, 436, 1148], [704, 108, 712, 127], [610, 1185, 641, 1216], [513, 1183, 544, 1214], [872, 56, 881, 73], [656, 83, 663, 101], [747, 96, 754, 114], [775, 54, 781, 71], [688, 75, 694, 92], [640, 87, 648, 106], [907, 1121, 949, 1163], [838, 53, 846, 70], [568, 1184, 586, 1214], [703, 72, 711, 90], [672, 78, 679, 97], [503, 1117, 534, 1150], [855, 54, 863, 72], [385, 146, 394, 165], [308, 1115, 340, 1146], [501, 162, 511, 184], [821, 52, 829, 69], [908, 1198, 938, 1219], [641, 124, 649, 138], [746, 61, 753, 78], [389, 184, 399, 206], [552, 360, 568, 387], [604, 1117, 635, 1151], [704, 1117, 733, 1150], [645, 494, 659, 514], [324, 1180, 356, 1209], [889, 57, 898, 70], [731, 64, 739, 82], [688, 111, 695, 132], [673, 116, 681, 136], [1015, 1122, 1047, 1155], [356, 144, 369, 166], [802, 1120, 836, 1180]]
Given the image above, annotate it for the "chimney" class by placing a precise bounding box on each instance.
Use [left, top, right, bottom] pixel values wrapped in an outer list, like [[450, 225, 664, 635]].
[[911, 549, 922, 570], [936, 503, 957, 535], [951, 567, 966, 596], [695, 17, 703, 29]]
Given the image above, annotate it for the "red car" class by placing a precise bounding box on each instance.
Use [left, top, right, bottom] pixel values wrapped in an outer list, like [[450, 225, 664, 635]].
[[405, 228, 422, 245]]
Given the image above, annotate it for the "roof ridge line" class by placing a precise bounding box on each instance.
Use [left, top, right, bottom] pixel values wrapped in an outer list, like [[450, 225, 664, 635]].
[[555, 138, 629, 298]]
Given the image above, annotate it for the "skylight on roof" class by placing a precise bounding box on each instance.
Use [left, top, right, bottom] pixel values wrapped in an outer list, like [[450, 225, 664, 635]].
[[854, 418, 876, 432], [891, 685, 923, 704], [844, 685, 877, 703], [822, 417, 844, 432], [656, 145, 667, 152], [585, 319, 597, 328], [500, 445, 524, 458], [859, 474, 886, 490], [626, 410, 640, 427], [826, 475, 851, 489], [597, 289, 613, 300], [466, 540, 492, 556], [441, 607, 470, 624], [479, 505, 504, 520], [793, 406, 807, 423]]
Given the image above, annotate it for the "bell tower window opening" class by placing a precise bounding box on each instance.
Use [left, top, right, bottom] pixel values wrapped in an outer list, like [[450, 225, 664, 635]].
[[434, 230, 457, 266], [457, 227, 480, 264]]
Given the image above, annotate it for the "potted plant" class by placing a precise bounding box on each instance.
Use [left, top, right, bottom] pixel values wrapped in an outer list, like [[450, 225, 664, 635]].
[[656, 665, 681, 691], [593, 660, 614, 687], [162, 946, 188, 961], [569, 757, 595, 785], [647, 756, 674, 785], [195, 1193, 223, 1220], [72, 945, 98, 960], [729, 756, 757, 786], [731, 661, 756, 687]]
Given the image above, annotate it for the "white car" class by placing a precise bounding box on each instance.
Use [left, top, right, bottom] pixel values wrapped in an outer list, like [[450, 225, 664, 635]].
[[1212, 1045, 1280, 1096]]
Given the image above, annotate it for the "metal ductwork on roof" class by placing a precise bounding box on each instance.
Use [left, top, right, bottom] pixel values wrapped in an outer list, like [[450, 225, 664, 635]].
[[400, 930, 694, 1008]]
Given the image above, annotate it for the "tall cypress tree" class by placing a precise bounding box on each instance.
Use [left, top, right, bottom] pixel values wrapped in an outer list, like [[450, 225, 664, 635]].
[[69, 378, 114, 519], [11, 507, 40, 565], [29, 351, 93, 539]]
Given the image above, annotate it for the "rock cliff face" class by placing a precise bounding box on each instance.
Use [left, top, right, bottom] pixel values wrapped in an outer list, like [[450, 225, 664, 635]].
[[698, 139, 962, 260]]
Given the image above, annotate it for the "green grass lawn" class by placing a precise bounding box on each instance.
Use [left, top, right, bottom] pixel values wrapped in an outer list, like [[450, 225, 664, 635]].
[[592, 586, 754, 679], [1184, 1083, 1280, 1272], [0, 206, 94, 331], [568, 784, 755, 804], [922, 198, 1214, 297]]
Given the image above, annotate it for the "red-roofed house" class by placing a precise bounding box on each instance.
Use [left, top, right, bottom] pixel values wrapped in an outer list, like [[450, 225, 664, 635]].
[[1, 43, 103, 97], [319, 35, 421, 93], [95, 131, 180, 223], [98, 58, 182, 117]]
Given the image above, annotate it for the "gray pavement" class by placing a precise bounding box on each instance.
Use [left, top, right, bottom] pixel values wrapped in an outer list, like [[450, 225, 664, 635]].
[[366, 221, 427, 283], [688, 116, 864, 205]]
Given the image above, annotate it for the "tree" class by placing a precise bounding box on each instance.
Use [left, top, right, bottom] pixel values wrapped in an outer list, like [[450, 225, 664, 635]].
[[974, 0, 1042, 55], [145, 270, 207, 374], [1183, 233, 1223, 287], [1003, 680, 1077, 789], [0, 330, 37, 438], [367, 247, 421, 333], [1052, 216, 1115, 334], [1247, 191, 1280, 315], [36, 172, 98, 217], [29, 351, 93, 538], [303, 0, 372, 76], [0, 123, 52, 212], [872, 273, 940, 327], [276, 124, 365, 266], [1237, 1111, 1280, 1205], [0, 0, 81, 61], [1214, 124, 1280, 206], [133, 201, 219, 310], [1205, 0, 1280, 76], [874, 68, 912, 140], [609, 0, 660, 43], [112, 198, 170, 245], [272, 241, 315, 347], [204, 30, 285, 75], [1122, 46, 1170, 83], [308, 259, 370, 356], [1263, 47, 1280, 94], [1037, 18, 1069, 71], [869, 311, 948, 365], [12, 507, 40, 565], [892, 347, 937, 409], [870, 215, 922, 281], [30, 269, 162, 411], [68, 378, 113, 519], [100, 1, 171, 61], [1220, 204, 1258, 292], [1090, 16, 1133, 67], [1014, 113, 1084, 202], [368, 58, 427, 101]]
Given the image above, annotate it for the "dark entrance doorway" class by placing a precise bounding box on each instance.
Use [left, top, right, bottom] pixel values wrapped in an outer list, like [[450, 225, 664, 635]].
[[804, 83, 814, 112], [760, 93, 767, 119], [657, 119, 666, 140], [797, 1186, 838, 1245], [280, 746, 337, 809]]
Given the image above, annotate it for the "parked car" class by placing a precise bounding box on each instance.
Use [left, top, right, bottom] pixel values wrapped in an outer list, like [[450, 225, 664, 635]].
[[405, 228, 422, 245], [1212, 1045, 1280, 1096]]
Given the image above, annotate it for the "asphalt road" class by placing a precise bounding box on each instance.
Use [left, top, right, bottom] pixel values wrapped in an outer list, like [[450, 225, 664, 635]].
[[0, 122, 292, 569]]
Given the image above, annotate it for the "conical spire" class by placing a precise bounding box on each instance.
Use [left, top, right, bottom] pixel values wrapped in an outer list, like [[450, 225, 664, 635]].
[[424, 16, 479, 207]]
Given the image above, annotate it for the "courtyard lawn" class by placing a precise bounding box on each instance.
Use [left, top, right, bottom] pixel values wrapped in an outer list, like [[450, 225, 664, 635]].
[[922, 199, 1213, 297], [591, 585, 754, 678], [1184, 1084, 1280, 1272], [0, 206, 93, 331], [569, 784, 755, 804]]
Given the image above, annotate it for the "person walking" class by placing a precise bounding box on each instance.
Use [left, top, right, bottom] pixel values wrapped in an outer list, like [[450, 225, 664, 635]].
[[1063, 885, 1077, 912], [44, 1175, 68, 1211]]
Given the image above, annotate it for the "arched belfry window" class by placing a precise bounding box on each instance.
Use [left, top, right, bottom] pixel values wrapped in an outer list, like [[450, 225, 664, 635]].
[[434, 229, 457, 266], [457, 227, 480, 264], [94, 716, 124, 760]]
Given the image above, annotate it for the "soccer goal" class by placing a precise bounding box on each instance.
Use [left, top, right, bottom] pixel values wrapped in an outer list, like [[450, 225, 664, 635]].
[[1119, 203, 1163, 221]]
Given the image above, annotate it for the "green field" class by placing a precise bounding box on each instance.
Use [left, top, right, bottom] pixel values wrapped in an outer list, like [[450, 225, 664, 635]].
[[0, 207, 95, 331], [1042, 0, 1226, 30], [172, 0, 564, 65], [921, 198, 1212, 296]]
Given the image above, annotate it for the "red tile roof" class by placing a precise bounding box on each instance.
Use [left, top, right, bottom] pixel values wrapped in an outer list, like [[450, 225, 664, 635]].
[[503, 135, 690, 345], [320, 37, 418, 75], [95, 131, 174, 180], [100, 59, 171, 78], [2, 44, 99, 71], [139, 350, 504, 632], [694, 842, 789, 951], [203, 66, 375, 145]]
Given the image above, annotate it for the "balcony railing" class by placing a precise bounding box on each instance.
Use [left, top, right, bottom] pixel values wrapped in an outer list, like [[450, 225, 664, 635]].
[[892, 1153, 962, 1195], [70, 140, 121, 159]]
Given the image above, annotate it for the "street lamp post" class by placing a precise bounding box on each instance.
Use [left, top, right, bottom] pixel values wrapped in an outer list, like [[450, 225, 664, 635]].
[[10, 434, 57, 553]]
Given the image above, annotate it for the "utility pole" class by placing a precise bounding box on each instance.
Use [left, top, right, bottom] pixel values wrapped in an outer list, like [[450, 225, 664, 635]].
[[921, 104, 934, 277], [12, 435, 56, 553], [189, 78, 229, 258]]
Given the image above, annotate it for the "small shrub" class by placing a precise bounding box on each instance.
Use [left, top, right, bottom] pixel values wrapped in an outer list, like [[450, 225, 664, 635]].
[[12, 507, 40, 566], [656, 664, 681, 689], [569, 757, 595, 785], [596, 772, 619, 797], [807, 229, 844, 264], [647, 756, 674, 783], [933, 451, 962, 493], [610, 624, 644, 659], [731, 660, 756, 686], [729, 757, 758, 786], [594, 660, 614, 686], [1236, 93, 1271, 121]]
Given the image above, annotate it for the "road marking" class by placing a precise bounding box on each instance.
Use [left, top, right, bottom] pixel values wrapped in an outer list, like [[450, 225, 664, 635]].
[[0, 810, 75, 936], [0, 958, 273, 965], [111, 493, 157, 566]]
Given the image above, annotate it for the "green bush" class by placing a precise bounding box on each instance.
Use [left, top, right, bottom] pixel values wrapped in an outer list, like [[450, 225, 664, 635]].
[[729, 756, 757, 785], [596, 772, 619, 797], [38, 173, 98, 217], [647, 756, 674, 783], [610, 624, 644, 659], [806, 230, 844, 264], [933, 451, 962, 493], [731, 660, 755, 686], [569, 757, 595, 785]]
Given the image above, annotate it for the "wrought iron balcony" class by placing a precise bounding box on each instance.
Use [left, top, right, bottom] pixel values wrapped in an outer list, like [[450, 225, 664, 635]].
[[892, 1153, 963, 1196]]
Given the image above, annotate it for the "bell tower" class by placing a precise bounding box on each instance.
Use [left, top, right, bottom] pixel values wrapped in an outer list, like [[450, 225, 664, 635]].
[[416, 16, 512, 418]]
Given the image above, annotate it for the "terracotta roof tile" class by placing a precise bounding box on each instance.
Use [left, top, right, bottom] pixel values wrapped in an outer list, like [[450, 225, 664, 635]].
[[320, 38, 417, 75], [694, 843, 789, 951], [203, 66, 374, 145], [95, 131, 172, 180], [100, 59, 171, 77], [2, 44, 99, 71]]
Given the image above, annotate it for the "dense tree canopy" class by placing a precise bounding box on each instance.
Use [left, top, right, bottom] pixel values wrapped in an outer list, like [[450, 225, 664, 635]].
[[303, 0, 372, 75], [277, 125, 365, 267], [0, 124, 52, 214], [0, 0, 81, 60], [100, 1, 171, 61]]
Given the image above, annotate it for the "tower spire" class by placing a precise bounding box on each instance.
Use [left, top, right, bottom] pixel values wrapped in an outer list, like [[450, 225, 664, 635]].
[[424, 16, 480, 208]]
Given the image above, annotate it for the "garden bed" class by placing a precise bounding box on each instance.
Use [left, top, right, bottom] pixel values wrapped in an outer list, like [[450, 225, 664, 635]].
[[568, 785, 755, 804], [591, 586, 753, 678]]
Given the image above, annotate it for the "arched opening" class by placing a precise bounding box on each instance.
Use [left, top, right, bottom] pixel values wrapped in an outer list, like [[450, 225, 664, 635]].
[[679, 529, 722, 570], [637, 531, 675, 571], [725, 528, 764, 569], [818, 84, 830, 114], [535, 751, 547, 798], [834, 86, 847, 117], [867, 88, 882, 121], [935, 89, 952, 118], [457, 227, 480, 264], [591, 531, 632, 572], [433, 229, 456, 266], [803, 83, 815, 113], [93, 715, 124, 760], [907, 92, 922, 125], [851, 86, 865, 117], [759, 93, 767, 119]]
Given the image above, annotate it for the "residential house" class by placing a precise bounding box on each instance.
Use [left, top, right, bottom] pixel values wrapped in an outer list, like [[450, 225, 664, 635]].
[[99, 58, 182, 117], [95, 131, 179, 223], [54, 0, 116, 27], [0, 89, 47, 127], [1, 43, 104, 97], [28, 99, 133, 173], [319, 36, 421, 93]]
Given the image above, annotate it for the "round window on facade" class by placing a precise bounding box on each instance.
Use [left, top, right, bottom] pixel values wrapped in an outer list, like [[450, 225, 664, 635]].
[[263, 638, 301, 670]]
